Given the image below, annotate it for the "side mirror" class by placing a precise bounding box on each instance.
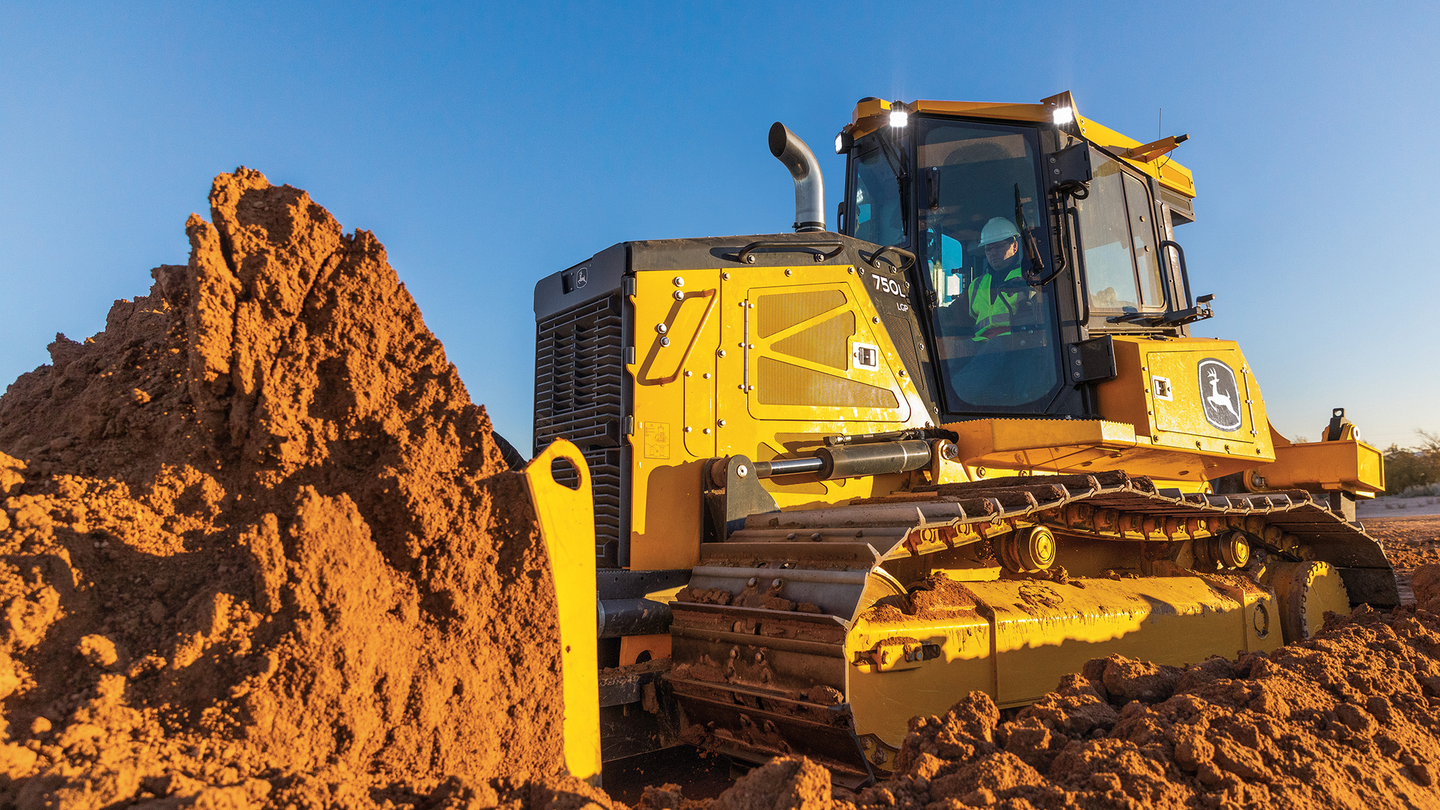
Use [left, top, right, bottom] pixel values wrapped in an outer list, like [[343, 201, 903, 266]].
[[1046, 142, 1091, 196]]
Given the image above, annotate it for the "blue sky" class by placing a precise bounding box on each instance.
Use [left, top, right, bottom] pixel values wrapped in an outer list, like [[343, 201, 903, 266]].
[[2, 1, 1437, 453]]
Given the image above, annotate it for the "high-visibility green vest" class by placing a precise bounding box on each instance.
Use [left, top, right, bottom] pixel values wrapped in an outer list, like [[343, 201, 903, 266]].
[[967, 264, 1025, 339]]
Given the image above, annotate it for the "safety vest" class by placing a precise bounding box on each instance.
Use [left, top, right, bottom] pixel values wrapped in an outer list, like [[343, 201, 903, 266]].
[[967, 264, 1025, 339]]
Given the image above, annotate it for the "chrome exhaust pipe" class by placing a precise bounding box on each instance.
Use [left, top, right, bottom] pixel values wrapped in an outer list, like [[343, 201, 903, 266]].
[[768, 122, 825, 233]]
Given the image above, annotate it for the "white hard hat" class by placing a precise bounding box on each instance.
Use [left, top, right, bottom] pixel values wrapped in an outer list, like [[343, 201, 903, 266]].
[[979, 217, 1020, 247]]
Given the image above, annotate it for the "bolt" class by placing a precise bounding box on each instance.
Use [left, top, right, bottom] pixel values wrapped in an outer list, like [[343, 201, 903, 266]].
[[673, 290, 684, 300], [718, 350, 726, 357], [655, 323, 668, 334], [747, 577, 758, 587], [736, 464, 748, 478], [771, 578, 782, 589], [718, 419, 726, 427], [722, 272, 730, 280], [684, 426, 692, 433], [785, 269, 793, 276], [684, 370, 692, 377], [754, 652, 764, 663], [659, 336, 670, 347], [673, 276, 685, 287], [703, 428, 711, 434]]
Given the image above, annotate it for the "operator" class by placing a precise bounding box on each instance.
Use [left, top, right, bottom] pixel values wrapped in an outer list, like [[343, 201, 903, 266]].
[[942, 215, 1054, 407], [968, 217, 1032, 341]]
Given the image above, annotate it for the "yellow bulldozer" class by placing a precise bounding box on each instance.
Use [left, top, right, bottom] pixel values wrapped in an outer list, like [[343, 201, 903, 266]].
[[521, 91, 1395, 786]]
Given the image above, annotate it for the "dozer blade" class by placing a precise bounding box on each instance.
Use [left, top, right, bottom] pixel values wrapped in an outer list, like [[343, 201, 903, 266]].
[[667, 470, 1397, 780]]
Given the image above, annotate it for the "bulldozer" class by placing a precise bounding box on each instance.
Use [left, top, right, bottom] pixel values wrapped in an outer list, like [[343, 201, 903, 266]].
[[521, 91, 1396, 786]]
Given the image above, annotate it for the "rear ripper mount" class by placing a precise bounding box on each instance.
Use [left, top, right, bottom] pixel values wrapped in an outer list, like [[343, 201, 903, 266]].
[[668, 466, 1397, 784]]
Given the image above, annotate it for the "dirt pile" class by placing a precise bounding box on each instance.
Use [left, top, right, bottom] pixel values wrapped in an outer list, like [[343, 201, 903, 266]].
[[0, 169, 568, 807]]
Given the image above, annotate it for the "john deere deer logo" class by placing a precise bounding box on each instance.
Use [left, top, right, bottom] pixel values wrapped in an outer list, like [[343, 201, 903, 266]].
[[1197, 359, 1242, 432]]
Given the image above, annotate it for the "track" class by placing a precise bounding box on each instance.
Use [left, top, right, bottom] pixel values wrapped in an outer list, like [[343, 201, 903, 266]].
[[666, 470, 1398, 783]]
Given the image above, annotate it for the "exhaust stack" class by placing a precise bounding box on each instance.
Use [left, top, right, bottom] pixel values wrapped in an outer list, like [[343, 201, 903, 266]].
[[768, 122, 825, 233]]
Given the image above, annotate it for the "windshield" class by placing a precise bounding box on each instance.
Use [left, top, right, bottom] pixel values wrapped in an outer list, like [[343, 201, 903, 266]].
[[915, 119, 1061, 411]]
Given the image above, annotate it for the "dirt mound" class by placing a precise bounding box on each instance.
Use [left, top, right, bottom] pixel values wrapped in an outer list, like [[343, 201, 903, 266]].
[[0, 169, 565, 807]]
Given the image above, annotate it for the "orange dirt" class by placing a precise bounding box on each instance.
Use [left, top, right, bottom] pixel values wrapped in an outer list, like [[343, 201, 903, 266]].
[[0, 169, 572, 808], [1369, 515, 1440, 605]]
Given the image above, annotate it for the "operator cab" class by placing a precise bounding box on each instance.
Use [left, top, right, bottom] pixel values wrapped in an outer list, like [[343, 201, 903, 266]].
[[837, 93, 1206, 422]]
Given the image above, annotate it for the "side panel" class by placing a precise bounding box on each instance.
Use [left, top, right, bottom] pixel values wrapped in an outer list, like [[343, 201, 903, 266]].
[[628, 269, 720, 571], [625, 260, 936, 571], [1094, 336, 1276, 479]]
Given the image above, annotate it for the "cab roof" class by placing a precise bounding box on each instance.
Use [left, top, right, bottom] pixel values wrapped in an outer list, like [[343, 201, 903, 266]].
[[845, 91, 1195, 199]]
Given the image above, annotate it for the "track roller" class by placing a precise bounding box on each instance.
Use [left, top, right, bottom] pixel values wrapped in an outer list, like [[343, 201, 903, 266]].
[[1196, 531, 1250, 571], [998, 526, 1056, 573]]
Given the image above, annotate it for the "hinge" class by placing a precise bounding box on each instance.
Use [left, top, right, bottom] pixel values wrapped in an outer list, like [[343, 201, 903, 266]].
[[623, 415, 634, 436], [623, 276, 637, 297], [624, 346, 636, 365]]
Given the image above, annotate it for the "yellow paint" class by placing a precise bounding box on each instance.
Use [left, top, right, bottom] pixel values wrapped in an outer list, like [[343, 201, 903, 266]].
[[523, 440, 600, 784], [626, 264, 936, 570], [844, 573, 1279, 749], [1254, 438, 1385, 495]]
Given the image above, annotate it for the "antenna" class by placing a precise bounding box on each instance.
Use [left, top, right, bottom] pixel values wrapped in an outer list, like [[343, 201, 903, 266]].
[[1158, 108, 1163, 140]]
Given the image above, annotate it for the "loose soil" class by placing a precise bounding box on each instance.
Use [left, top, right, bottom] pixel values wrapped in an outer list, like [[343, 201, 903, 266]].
[[0, 169, 579, 808], [1370, 516, 1440, 605]]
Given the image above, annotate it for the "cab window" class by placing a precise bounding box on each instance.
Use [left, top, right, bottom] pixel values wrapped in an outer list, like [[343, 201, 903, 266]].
[[851, 147, 905, 247], [915, 119, 1060, 412], [1078, 152, 1165, 314]]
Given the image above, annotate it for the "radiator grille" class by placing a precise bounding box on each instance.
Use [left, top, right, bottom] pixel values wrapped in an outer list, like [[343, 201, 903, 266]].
[[534, 293, 628, 566]]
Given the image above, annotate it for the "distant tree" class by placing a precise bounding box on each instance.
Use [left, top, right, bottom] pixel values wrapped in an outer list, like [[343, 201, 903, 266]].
[[1385, 430, 1440, 495]]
